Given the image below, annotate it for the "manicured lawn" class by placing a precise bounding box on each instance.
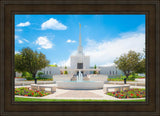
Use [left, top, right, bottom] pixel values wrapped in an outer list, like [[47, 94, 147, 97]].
[[15, 97, 145, 102]]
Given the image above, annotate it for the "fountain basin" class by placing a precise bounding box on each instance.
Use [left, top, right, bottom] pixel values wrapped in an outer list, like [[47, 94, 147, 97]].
[[56, 81, 104, 90]]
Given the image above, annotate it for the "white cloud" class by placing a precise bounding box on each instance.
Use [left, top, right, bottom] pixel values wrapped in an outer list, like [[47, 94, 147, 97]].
[[18, 40, 23, 44], [53, 62, 57, 65], [58, 58, 70, 67], [84, 32, 145, 66], [66, 39, 76, 43], [35, 36, 53, 49], [15, 35, 29, 44], [23, 38, 29, 43], [15, 35, 18, 39], [137, 24, 145, 32], [41, 18, 67, 30], [15, 51, 20, 54], [16, 21, 31, 27]]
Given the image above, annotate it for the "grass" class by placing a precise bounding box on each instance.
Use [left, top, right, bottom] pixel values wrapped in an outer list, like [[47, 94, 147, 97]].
[[15, 97, 145, 102]]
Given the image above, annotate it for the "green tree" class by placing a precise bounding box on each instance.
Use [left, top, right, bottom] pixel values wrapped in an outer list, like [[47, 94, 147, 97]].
[[114, 50, 141, 84], [135, 58, 145, 73], [135, 49, 145, 73], [93, 64, 97, 74], [64, 66, 68, 74], [15, 47, 50, 84]]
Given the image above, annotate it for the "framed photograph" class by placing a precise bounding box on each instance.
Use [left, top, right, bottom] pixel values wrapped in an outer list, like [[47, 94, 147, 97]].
[[0, 0, 160, 115]]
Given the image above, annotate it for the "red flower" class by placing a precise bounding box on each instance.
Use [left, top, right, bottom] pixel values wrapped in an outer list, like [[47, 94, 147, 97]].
[[130, 93, 134, 96], [115, 94, 118, 96], [121, 95, 124, 96], [32, 93, 34, 95], [136, 94, 139, 96], [24, 95, 28, 96]]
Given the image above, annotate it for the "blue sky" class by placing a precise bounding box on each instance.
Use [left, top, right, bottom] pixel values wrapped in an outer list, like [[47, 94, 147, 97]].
[[15, 14, 145, 67]]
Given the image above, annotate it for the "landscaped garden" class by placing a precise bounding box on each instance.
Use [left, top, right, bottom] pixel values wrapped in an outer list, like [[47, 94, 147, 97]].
[[107, 73, 145, 81], [107, 88, 145, 99], [15, 71, 53, 81], [15, 87, 51, 97]]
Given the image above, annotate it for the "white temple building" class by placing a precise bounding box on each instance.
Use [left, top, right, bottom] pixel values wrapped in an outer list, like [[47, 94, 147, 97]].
[[70, 24, 90, 75]]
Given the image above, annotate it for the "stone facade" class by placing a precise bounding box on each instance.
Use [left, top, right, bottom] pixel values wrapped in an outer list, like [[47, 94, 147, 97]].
[[98, 66, 123, 76], [70, 54, 90, 75], [70, 55, 90, 69]]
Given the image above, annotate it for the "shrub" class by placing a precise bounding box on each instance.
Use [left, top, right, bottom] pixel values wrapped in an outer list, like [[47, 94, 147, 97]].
[[64, 66, 68, 74], [36, 77, 53, 81], [26, 76, 34, 80], [22, 72, 33, 80], [37, 72, 44, 78], [64, 71, 68, 74]]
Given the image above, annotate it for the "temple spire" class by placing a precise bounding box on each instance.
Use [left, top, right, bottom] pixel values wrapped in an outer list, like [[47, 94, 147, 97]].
[[79, 23, 81, 46], [77, 23, 83, 55]]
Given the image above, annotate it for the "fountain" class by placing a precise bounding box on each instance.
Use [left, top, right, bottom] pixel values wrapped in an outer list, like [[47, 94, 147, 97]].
[[56, 70, 104, 90], [77, 70, 83, 82]]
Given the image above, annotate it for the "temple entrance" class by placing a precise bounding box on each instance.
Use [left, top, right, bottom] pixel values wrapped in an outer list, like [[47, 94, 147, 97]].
[[77, 63, 83, 69], [77, 63, 83, 75]]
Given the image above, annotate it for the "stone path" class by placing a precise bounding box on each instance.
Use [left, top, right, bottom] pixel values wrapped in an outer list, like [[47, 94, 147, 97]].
[[54, 90, 102, 98]]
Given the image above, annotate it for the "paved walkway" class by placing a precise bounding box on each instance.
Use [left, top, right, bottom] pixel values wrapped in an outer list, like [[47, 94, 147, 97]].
[[41, 89, 119, 100]]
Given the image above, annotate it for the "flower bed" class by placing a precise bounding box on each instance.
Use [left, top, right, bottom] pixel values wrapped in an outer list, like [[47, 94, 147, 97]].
[[15, 87, 51, 97], [138, 77, 145, 79], [15, 77, 23, 78], [107, 88, 145, 99]]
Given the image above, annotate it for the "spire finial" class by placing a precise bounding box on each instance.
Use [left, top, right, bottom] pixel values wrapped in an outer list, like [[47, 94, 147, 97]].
[[79, 23, 81, 46]]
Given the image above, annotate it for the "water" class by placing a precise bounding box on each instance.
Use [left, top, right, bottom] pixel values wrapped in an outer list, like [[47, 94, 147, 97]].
[[76, 70, 83, 82], [63, 80, 96, 82]]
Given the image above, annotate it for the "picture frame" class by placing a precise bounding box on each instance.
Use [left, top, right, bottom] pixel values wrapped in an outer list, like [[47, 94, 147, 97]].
[[0, 0, 160, 115]]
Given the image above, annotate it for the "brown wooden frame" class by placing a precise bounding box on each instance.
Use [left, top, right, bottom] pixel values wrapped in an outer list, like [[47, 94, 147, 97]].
[[0, 0, 160, 115]]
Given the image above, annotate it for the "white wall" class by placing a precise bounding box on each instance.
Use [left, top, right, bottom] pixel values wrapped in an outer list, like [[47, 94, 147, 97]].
[[38, 67, 61, 75], [37, 65, 124, 77], [87, 74, 108, 82], [98, 66, 123, 76]]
